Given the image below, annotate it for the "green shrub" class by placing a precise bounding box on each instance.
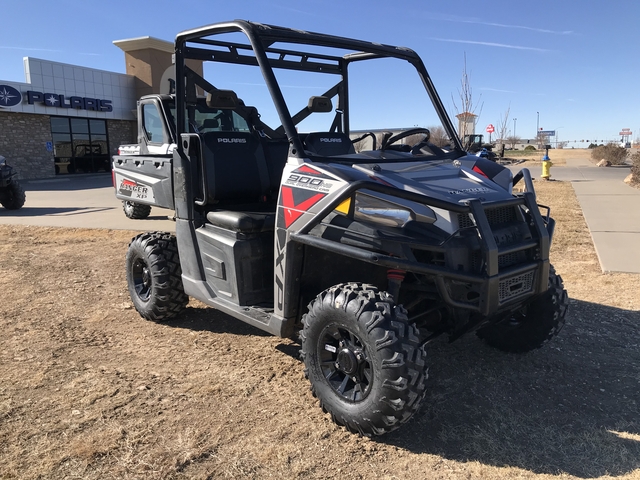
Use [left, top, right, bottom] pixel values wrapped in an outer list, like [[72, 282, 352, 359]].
[[590, 143, 628, 165], [524, 145, 536, 151]]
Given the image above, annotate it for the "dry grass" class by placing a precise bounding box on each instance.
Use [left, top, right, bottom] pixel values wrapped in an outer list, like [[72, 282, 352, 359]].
[[0, 181, 638, 479], [505, 148, 595, 167], [534, 179, 640, 309]]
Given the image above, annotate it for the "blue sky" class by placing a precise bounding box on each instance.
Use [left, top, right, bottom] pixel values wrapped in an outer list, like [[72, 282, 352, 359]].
[[2, 0, 639, 146]]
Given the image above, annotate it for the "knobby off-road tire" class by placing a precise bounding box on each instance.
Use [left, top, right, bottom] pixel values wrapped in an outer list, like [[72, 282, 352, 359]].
[[300, 283, 428, 436], [123, 201, 152, 219], [126, 232, 188, 321], [476, 265, 568, 353], [1, 181, 26, 210]]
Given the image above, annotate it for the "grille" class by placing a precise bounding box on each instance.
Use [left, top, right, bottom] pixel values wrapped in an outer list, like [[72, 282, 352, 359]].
[[457, 206, 518, 230], [498, 251, 526, 268], [486, 206, 517, 225], [499, 271, 534, 303], [457, 213, 475, 229]]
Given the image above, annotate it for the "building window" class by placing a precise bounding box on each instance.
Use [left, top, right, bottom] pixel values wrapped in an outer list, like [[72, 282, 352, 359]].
[[51, 117, 110, 174]]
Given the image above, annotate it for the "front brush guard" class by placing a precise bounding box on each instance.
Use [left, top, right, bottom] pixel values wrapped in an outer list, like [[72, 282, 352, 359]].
[[289, 168, 551, 318]]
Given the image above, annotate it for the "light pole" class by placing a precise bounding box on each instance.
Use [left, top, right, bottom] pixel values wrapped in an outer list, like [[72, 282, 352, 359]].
[[536, 112, 540, 147], [555, 127, 564, 148]]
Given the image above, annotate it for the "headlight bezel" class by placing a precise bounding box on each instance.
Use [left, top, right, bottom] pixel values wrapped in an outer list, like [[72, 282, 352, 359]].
[[348, 190, 437, 229]]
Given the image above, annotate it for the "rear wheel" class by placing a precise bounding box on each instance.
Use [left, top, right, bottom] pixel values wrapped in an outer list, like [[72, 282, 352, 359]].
[[476, 265, 568, 353], [0, 181, 26, 210], [300, 283, 428, 436], [123, 201, 151, 219], [126, 232, 188, 321]]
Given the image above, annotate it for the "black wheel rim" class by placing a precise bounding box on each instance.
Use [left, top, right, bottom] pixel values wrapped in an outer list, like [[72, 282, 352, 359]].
[[131, 258, 152, 301], [318, 324, 372, 402]]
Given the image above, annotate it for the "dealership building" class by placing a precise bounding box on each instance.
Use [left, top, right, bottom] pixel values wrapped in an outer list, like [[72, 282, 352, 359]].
[[0, 36, 199, 180]]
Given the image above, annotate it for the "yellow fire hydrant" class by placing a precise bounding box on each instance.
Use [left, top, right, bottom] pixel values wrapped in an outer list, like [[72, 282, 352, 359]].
[[541, 154, 553, 180]]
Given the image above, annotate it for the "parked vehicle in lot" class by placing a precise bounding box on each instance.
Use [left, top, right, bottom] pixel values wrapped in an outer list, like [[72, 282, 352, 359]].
[[463, 134, 498, 160], [113, 20, 568, 436], [0, 156, 26, 210]]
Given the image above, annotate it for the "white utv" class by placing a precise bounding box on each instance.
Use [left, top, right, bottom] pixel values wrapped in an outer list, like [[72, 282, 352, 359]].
[[113, 21, 568, 436]]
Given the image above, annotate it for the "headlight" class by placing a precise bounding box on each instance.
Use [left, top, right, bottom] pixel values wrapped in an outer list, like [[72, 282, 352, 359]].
[[353, 191, 436, 228]]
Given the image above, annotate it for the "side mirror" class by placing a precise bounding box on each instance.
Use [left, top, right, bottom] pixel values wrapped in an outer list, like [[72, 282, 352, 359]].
[[206, 90, 239, 109], [308, 96, 332, 113]]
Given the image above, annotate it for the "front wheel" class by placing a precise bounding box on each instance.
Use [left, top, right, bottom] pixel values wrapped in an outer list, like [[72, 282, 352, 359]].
[[0, 181, 26, 210], [123, 201, 151, 219], [476, 265, 568, 353], [125, 232, 188, 321], [300, 283, 428, 436]]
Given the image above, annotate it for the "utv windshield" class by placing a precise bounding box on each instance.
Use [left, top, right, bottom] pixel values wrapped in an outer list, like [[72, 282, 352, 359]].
[[176, 21, 463, 163]]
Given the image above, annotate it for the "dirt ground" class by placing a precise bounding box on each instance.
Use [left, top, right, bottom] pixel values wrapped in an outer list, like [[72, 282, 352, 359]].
[[504, 147, 595, 166], [1, 180, 639, 479]]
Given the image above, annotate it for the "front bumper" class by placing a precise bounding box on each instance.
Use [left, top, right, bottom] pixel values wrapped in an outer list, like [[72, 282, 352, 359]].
[[290, 168, 551, 318]]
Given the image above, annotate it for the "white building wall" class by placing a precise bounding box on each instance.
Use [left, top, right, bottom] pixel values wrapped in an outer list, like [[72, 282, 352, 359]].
[[0, 57, 136, 121]]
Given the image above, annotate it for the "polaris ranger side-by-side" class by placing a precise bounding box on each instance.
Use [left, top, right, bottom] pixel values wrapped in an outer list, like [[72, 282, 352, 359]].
[[113, 21, 568, 436]]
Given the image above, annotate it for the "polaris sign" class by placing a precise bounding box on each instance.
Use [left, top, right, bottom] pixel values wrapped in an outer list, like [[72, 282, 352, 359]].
[[27, 91, 113, 112], [0, 85, 23, 108]]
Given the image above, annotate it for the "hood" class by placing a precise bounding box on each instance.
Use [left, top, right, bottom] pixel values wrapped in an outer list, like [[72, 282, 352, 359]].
[[352, 158, 513, 204]]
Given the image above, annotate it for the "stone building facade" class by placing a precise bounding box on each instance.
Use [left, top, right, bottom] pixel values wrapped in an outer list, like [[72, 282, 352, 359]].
[[0, 111, 55, 179], [0, 35, 189, 181]]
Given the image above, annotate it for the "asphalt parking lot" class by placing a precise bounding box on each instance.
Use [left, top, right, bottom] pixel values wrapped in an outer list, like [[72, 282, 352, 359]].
[[0, 174, 175, 232]]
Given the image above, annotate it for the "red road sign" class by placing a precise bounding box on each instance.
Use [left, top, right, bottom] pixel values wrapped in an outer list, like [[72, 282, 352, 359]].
[[486, 124, 495, 133]]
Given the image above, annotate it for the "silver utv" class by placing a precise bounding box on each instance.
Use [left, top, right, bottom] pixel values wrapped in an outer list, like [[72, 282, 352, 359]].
[[117, 21, 568, 436]]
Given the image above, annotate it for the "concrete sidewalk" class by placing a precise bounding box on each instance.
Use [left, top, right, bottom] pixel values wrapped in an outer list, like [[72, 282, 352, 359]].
[[0, 174, 175, 232], [535, 157, 640, 274]]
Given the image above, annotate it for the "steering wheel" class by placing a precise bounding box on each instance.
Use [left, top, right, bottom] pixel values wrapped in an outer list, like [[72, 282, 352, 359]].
[[380, 128, 431, 150], [351, 131, 378, 150]]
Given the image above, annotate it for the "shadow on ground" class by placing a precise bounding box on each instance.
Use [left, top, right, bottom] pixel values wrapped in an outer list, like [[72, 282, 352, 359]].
[[1, 207, 117, 217], [23, 173, 113, 192], [163, 306, 272, 338], [378, 299, 640, 478], [161, 297, 640, 477]]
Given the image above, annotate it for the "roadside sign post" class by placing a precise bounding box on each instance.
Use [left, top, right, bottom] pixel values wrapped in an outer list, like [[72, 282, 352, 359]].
[[486, 124, 494, 143], [619, 129, 632, 147]]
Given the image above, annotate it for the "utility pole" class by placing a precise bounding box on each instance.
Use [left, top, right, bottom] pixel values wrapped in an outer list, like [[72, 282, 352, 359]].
[[536, 112, 540, 148]]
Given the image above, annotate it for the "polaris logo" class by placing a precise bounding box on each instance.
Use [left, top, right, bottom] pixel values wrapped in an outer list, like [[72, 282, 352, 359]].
[[0, 85, 22, 108], [320, 138, 342, 143], [218, 138, 247, 144]]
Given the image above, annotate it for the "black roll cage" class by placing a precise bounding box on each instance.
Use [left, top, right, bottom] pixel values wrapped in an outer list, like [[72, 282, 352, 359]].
[[173, 20, 464, 158], [168, 20, 553, 321]]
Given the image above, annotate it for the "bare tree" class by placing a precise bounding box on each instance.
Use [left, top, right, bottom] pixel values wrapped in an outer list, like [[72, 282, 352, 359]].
[[451, 53, 483, 139], [537, 132, 550, 149], [496, 104, 510, 146], [428, 125, 450, 147], [506, 135, 521, 150], [494, 104, 511, 157]]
